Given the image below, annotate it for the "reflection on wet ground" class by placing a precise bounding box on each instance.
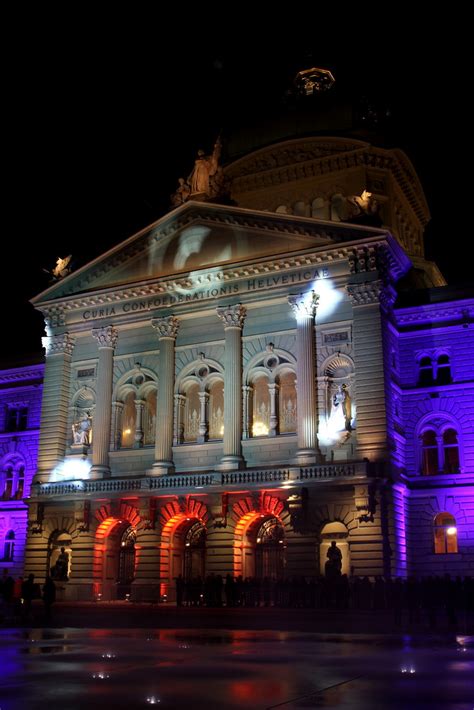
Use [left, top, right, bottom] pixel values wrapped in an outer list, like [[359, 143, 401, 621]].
[[0, 628, 473, 709]]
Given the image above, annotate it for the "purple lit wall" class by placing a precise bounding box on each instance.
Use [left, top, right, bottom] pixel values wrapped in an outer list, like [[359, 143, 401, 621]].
[[386, 295, 474, 576], [0, 363, 43, 577]]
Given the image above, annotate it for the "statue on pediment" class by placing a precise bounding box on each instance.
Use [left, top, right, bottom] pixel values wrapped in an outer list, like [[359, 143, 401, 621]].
[[188, 137, 222, 195], [170, 177, 191, 207], [331, 190, 381, 227], [44, 255, 72, 281]]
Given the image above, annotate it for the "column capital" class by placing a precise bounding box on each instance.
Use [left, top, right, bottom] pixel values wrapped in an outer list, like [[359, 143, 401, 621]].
[[288, 291, 319, 319], [346, 280, 384, 306], [151, 316, 179, 339], [216, 304, 247, 329], [42, 333, 75, 357], [92, 325, 118, 349]]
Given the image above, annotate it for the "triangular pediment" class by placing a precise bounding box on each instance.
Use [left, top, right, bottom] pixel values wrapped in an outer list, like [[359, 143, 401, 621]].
[[32, 202, 386, 304]]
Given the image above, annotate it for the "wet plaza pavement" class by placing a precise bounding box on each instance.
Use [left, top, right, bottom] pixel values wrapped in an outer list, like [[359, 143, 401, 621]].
[[1, 627, 473, 709]]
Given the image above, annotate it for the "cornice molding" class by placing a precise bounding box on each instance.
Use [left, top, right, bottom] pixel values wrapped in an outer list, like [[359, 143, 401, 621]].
[[394, 303, 474, 326], [36, 239, 397, 314], [0, 366, 44, 384], [33, 203, 388, 303], [225, 138, 430, 227]]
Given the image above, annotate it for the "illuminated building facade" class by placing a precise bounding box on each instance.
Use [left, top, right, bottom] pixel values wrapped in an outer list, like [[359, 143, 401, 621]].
[[22, 134, 473, 600], [0, 363, 43, 578]]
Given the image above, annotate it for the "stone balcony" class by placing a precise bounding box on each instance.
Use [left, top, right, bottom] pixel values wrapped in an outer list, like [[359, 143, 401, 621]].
[[30, 461, 370, 499]]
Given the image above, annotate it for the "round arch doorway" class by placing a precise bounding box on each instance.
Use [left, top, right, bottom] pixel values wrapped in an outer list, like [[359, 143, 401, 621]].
[[247, 516, 286, 580], [171, 519, 206, 582], [98, 520, 137, 600]]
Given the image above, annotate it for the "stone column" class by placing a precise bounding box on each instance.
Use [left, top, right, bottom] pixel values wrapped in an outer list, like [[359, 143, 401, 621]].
[[151, 316, 179, 475], [268, 383, 279, 437], [242, 385, 252, 439], [173, 394, 186, 445], [34, 333, 75, 484], [134, 399, 145, 448], [216, 304, 246, 470], [197, 391, 209, 443], [90, 326, 118, 478], [288, 291, 321, 465]]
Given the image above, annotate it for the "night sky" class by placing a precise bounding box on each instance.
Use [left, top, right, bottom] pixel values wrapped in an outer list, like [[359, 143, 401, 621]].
[[3, 17, 469, 363]]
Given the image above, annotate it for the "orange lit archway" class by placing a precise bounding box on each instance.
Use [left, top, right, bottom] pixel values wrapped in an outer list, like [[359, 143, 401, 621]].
[[159, 497, 209, 600], [93, 502, 141, 600], [233, 493, 287, 580]]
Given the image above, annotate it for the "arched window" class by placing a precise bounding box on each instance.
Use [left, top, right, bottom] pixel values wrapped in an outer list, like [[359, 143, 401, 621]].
[[113, 368, 158, 449], [443, 429, 460, 473], [252, 374, 270, 436], [418, 356, 434, 386], [143, 389, 157, 446], [15, 465, 25, 498], [184, 382, 200, 442], [244, 347, 297, 439], [278, 371, 297, 434], [420, 422, 461, 475], [421, 430, 438, 475], [121, 391, 137, 448], [436, 354, 452, 385], [3, 465, 13, 500], [208, 379, 224, 440], [3, 530, 15, 561], [434, 513, 458, 554]]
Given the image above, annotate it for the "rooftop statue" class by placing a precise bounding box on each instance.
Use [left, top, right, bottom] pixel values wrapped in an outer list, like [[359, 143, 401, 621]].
[[170, 177, 191, 207], [44, 254, 72, 281], [188, 137, 222, 195]]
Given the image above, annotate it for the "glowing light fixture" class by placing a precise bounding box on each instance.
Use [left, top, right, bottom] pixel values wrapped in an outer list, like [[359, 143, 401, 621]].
[[50, 457, 92, 482], [447, 526, 457, 535], [252, 422, 269, 437]]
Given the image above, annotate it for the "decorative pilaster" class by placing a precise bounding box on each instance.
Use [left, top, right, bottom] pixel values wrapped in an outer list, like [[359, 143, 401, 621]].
[[174, 394, 186, 445], [216, 304, 246, 470], [151, 316, 179, 474], [242, 385, 252, 439], [198, 391, 209, 443], [346, 279, 387, 459], [90, 326, 118, 478], [34, 333, 75, 483], [134, 399, 145, 448], [268, 383, 279, 437], [288, 292, 321, 464], [111, 401, 124, 450]]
